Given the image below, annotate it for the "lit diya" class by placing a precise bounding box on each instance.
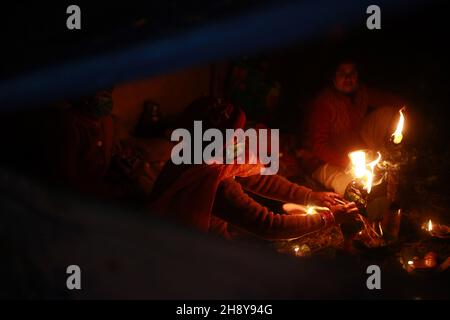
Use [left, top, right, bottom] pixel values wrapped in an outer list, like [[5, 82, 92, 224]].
[[421, 219, 450, 239], [282, 203, 330, 215], [403, 252, 439, 273]]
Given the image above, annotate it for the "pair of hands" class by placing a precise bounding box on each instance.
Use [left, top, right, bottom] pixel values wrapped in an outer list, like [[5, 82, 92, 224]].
[[308, 191, 359, 224]]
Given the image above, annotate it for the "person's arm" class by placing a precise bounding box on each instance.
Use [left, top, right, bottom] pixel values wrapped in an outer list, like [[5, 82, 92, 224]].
[[310, 100, 349, 168], [212, 178, 333, 240], [236, 174, 312, 204]]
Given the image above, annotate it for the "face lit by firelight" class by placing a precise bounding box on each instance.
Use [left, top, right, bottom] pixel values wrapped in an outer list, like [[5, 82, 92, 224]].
[[333, 62, 359, 94]]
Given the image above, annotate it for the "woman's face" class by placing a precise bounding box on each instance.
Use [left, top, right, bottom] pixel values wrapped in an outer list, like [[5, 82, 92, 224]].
[[333, 63, 359, 94]]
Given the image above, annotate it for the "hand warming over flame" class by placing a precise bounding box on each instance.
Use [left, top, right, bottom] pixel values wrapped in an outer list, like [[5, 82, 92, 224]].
[[330, 202, 359, 224], [308, 191, 344, 208]]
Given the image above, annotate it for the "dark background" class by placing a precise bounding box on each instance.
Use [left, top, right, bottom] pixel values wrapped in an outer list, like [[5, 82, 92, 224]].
[[0, 0, 449, 178], [0, 0, 449, 299]]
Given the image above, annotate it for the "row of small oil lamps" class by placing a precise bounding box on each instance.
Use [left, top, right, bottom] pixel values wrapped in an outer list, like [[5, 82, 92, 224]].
[[421, 219, 450, 239], [402, 220, 449, 272], [287, 208, 449, 269]]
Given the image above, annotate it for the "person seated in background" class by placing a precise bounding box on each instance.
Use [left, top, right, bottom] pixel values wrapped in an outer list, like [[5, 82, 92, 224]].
[[306, 59, 407, 195], [56, 88, 152, 200], [150, 97, 358, 240]]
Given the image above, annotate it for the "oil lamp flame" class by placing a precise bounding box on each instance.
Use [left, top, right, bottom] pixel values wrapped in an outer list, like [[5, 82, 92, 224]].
[[391, 107, 405, 144], [378, 222, 384, 237], [427, 219, 433, 232], [306, 206, 315, 215], [349, 151, 367, 179], [349, 150, 381, 194]]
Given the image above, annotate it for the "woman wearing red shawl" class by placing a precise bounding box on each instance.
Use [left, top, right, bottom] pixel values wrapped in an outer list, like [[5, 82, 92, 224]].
[[150, 97, 357, 240], [306, 60, 407, 195]]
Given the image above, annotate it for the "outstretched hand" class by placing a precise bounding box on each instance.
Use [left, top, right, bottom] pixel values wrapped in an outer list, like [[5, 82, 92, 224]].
[[309, 191, 344, 207], [330, 202, 359, 224]]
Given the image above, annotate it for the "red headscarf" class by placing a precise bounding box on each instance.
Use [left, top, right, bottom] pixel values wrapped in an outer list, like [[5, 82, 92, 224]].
[[150, 97, 262, 233]]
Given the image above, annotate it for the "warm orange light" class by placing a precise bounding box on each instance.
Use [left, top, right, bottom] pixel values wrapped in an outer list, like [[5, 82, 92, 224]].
[[366, 152, 381, 194], [391, 107, 405, 144], [378, 222, 384, 237], [349, 150, 381, 193], [427, 219, 433, 232], [349, 151, 367, 179]]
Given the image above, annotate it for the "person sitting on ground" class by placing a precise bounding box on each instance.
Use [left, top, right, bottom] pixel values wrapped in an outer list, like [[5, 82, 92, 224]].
[[150, 97, 358, 240], [56, 88, 152, 200], [306, 59, 407, 195]]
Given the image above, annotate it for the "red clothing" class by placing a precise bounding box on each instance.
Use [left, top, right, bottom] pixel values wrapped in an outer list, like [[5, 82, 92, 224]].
[[308, 85, 404, 168], [150, 162, 262, 232], [57, 109, 116, 196], [213, 175, 323, 240], [150, 161, 324, 240]]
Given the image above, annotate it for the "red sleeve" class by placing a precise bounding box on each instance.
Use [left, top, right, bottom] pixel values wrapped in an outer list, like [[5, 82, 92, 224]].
[[236, 174, 312, 204], [309, 99, 349, 168], [213, 178, 325, 240]]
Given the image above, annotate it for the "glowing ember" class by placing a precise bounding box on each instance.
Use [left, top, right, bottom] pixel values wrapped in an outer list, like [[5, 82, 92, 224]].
[[348, 150, 382, 193], [378, 222, 383, 237], [391, 107, 405, 144]]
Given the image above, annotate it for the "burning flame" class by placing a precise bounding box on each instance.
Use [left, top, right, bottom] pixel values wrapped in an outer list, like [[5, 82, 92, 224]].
[[407, 260, 414, 266], [427, 219, 433, 232], [391, 107, 405, 144], [306, 206, 315, 215], [349, 150, 382, 193]]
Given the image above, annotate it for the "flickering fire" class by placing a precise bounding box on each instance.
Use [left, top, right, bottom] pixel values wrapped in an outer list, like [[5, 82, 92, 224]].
[[282, 204, 328, 215], [391, 107, 405, 144], [366, 152, 382, 194], [427, 219, 433, 232], [306, 206, 315, 215], [378, 222, 384, 237], [349, 150, 382, 193]]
